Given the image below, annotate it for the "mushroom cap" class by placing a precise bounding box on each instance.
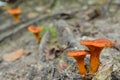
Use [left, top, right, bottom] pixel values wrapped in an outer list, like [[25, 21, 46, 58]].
[[81, 38, 112, 47], [67, 50, 89, 57], [28, 25, 43, 33], [8, 8, 22, 14]]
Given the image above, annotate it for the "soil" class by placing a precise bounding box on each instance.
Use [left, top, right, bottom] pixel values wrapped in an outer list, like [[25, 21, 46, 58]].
[[0, 0, 120, 80]]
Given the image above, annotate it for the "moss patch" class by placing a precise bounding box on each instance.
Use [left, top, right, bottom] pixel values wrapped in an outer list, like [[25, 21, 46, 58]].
[[40, 26, 57, 44]]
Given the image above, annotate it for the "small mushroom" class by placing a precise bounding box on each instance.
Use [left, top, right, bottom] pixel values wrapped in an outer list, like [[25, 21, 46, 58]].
[[28, 25, 43, 43], [8, 8, 22, 22], [80, 38, 112, 73], [67, 50, 89, 75]]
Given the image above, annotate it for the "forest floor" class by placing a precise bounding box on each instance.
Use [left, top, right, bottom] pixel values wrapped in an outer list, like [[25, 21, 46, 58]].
[[0, 0, 120, 80]]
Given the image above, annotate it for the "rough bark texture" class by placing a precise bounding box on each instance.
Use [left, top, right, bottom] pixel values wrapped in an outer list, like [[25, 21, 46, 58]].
[[54, 20, 85, 50], [38, 31, 51, 62]]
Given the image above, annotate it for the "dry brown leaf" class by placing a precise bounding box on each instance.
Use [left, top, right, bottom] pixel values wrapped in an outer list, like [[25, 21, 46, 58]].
[[3, 49, 24, 62], [27, 12, 38, 18]]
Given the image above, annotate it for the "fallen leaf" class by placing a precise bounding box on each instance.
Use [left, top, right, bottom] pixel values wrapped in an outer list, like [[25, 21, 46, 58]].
[[3, 49, 24, 62], [27, 12, 38, 18]]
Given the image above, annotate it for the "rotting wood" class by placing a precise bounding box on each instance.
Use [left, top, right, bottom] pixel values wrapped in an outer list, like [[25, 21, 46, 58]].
[[0, 19, 28, 33], [38, 31, 51, 61], [54, 20, 85, 51]]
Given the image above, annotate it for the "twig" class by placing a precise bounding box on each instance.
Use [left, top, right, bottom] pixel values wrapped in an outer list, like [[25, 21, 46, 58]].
[[38, 31, 51, 61], [0, 9, 80, 42], [103, 0, 113, 16], [11, 0, 25, 8]]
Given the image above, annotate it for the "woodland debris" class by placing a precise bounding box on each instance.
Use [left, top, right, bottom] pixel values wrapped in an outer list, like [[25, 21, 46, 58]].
[[38, 31, 51, 61], [0, 9, 80, 42], [44, 45, 63, 60], [112, 41, 120, 51], [58, 60, 68, 70], [4, 0, 18, 3], [83, 9, 101, 20], [93, 64, 113, 80], [3, 49, 24, 62], [111, 69, 120, 80], [54, 20, 85, 50]]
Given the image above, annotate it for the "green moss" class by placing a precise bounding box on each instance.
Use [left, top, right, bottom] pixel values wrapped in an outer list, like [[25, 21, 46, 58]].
[[40, 27, 49, 35], [40, 26, 57, 44], [49, 26, 57, 38]]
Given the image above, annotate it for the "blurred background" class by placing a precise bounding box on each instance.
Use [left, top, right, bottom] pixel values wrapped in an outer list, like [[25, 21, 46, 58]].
[[0, 0, 120, 80]]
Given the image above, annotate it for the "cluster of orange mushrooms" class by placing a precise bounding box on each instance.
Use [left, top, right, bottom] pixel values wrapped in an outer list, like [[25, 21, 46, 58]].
[[67, 38, 112, 75], [7, 7, 113, 77]]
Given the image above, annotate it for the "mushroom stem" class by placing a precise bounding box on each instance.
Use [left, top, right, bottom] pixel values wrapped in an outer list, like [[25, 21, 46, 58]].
[[13, 14, 19, 22], [33, 33, 41, 42], [82, 77, 88, 80], [74, 56, 87, 75], [89, 48, 103, 73]]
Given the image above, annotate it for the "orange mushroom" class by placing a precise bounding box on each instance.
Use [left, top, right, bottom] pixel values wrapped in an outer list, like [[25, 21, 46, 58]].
[[28, 25, 43, 43], [8, 8, 22, 22], [67, 50, 90, 75], [80, 38, 112, 73]]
